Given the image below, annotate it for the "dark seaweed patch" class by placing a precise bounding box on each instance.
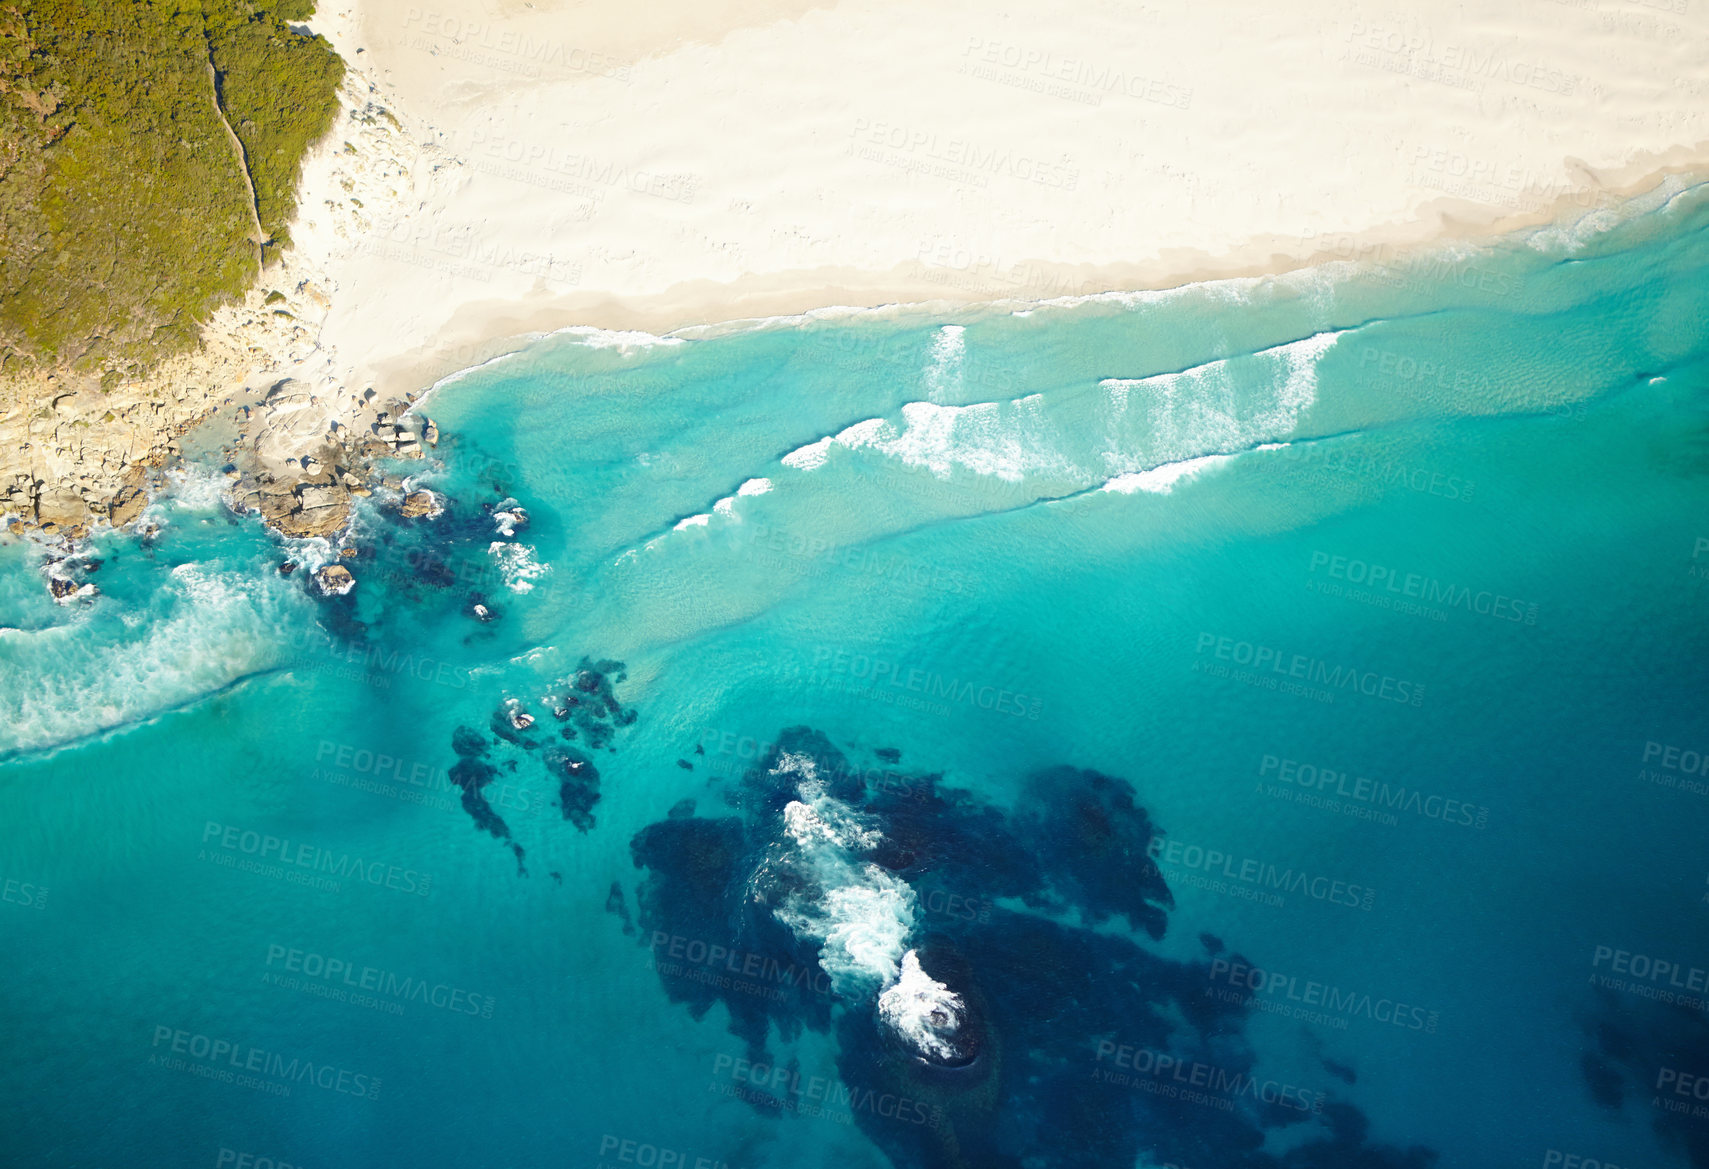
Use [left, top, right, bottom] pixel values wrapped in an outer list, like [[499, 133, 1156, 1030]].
[[628, 726, 1440, 1169], [605, 880, 635, 936], [630, 814, 835, 1056], [438, 659, 635, 851], [544, 746, 600, 832], [1580, 990, 1709, 1166], [448, 725, 510, 842], [1011, 766, 1173, 940]]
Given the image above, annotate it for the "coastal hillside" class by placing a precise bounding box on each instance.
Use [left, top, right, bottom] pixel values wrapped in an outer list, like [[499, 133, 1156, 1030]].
[[0, 0, 343, 383]]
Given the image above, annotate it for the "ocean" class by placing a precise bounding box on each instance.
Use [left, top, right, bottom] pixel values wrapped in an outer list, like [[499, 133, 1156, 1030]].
[[3, 178, 1709, 1169]]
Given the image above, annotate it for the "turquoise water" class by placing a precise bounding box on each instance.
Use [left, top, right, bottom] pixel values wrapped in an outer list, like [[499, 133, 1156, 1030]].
[[5, 180, 1709, 1169]]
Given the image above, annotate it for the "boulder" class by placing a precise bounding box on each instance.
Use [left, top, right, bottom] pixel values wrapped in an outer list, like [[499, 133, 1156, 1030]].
[[279, 505, 349, 539], [297, 484, 345, 512], [398, 489, 440, 518], [314, 564, 356, 596], [107, 486, 147, 527], [36, 488, 89, 533]]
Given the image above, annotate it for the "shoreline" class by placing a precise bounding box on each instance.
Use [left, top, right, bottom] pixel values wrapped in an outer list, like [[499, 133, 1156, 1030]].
[[392, 155, 1709, 405], [9, 0, 1709, 553], [6, 152, 1702, 563]]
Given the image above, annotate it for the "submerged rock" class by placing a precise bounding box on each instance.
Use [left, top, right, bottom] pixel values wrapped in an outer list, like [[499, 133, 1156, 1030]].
[[47, 576, 93, 603], [492, 503, 528, 538]]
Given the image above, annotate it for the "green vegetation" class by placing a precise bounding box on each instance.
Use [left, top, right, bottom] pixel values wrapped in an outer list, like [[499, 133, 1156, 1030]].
[[0, 0, 342, 379]]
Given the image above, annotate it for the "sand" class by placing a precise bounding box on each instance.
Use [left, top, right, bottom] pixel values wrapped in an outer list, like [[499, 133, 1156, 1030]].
[[8, 0, 1709, 538], [295, 0, 1709, 399]]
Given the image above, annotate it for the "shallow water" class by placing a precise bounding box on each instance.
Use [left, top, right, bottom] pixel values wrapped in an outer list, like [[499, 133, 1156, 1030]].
[[4, 180, 1709, 1169]]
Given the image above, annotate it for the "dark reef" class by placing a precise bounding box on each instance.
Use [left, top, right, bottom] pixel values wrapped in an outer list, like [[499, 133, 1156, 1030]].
[[1581, 989, 1709, 1167], [627, 725, 1439, 1169], [441, 658, 636, 855]]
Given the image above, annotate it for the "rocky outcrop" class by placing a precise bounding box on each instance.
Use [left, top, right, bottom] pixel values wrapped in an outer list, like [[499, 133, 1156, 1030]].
[[314, 563, 355, 595], [0, 69, 423, 545], [108, 486, 147, 527], [372, 411, 425, 459], [399, 489, 440, 518], [493, 503, 528, 538]]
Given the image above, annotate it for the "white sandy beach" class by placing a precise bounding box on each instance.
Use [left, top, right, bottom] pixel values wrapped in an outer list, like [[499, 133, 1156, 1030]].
[[289, 0, 1709, 399], [9, 0, 1709, 537]]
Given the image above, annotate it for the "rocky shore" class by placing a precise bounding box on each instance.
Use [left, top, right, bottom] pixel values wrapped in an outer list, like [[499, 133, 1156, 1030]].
[[0, 62, 434, 550]]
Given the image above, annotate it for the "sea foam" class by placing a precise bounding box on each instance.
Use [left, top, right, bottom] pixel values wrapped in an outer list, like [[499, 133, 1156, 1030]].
[[877, 950, 968, 1063], [767, 754, 916, 996], [0, 563, 301, 757]]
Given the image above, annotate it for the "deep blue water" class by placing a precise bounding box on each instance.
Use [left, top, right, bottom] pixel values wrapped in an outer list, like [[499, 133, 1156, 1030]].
[[4, 180, 1709, 1169]]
